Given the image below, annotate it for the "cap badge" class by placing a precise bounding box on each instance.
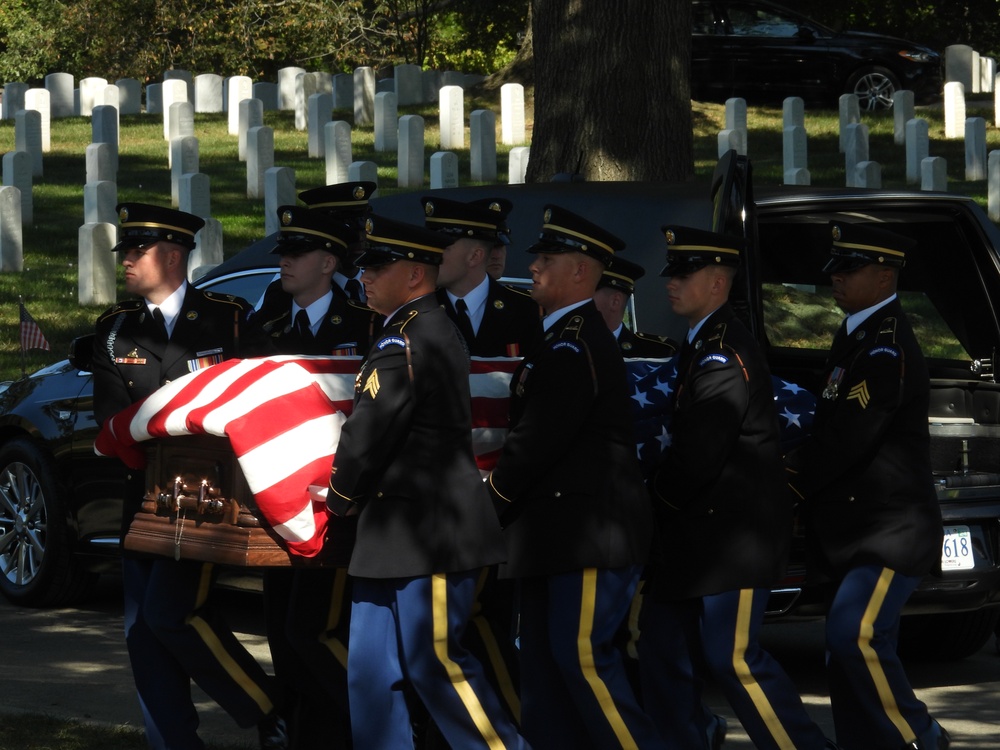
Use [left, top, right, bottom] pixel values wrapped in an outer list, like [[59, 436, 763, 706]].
[[665, 229, 676, 245], [365, 218, 374, 233], [694, 339, 703, 350], [281, 210, 294, 226], [119, 207, 129, 222], [424, 202, 435, 216], [543, 209, 552, 223], [831, 224, 842, 241], [488, 201, 501, 212], [352, 185, 366, 200]]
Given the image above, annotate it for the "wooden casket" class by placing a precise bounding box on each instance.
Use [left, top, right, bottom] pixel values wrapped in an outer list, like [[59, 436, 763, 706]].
[[123, 435, 350, 567]]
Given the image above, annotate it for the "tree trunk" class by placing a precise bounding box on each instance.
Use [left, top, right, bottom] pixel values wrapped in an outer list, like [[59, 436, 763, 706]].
[[526, 0, 693, 182]]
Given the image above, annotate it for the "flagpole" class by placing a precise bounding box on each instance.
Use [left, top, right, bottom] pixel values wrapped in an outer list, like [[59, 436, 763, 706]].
[[18, 295, 26, 377]]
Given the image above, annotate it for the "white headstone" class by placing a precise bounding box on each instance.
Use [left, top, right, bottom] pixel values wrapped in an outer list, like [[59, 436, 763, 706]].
[[348, 161, 379, 185], [430, 151, 459, 189], [247, 126, 274, 199], [782, 97, 805, 129], [332, 74, 353, 110], [972, 51, 982, 94], [717, 129, 746, 157], [167, 102, 194, 168], [194, 74, 224, 113], [146, 83, 163, 115], [308, 93, 334, 158], [253, 82, 278, 111], [395, 64, 423, 106], [295, 72, 321, 131], [84, 180, 118, 225], [354, 67, 375, 126], [509, 146, 530, 185], [91, 105, 119, 175], [838, 94, 860, 154], [946, 45, 975, 89], [86, 143, 115, 184], [278, 67, 306, 110], [965, 117, 988, 181], [782, 125, 807, 178], [844, 122, 869, 187], [179, 172, 211, 218], [3, 151, 32, 224], [944, 82, 966, 139], [101, 85, 121, 132], [989, 150, 1000, 221], [724, 97, 747, 131], [501, 83, 526, 145], [470, 109, 497, 182], [79, 77, 108, 117], [995, 73, 1000, 127], [921, 156, 948, 192], [855, 160, 882, 189], [397, 114, 424, 188], [78, 222, 117, 304], [1, 83, 28, 120], [45, 72, 74, 118], [892, 90, 915, 146], [116, 78, 142, 115], [190, 218, 224, 280], [24, 89, 51, 153], [0, 186, 23, 271], [239, 98, 264, 162], [439, 85, 464, 149], [15, 109, 43, 177], [164, 70, 194, 103], [905, 118, 930, 185], [783, 168, 810, 185], [265, 167, 297, 235], [374, 92, 398, 152], [324, 121, 353, 185], [228, 76, 254, 135], [981, 57, 996, 94], [170, 135, 200, 207], [162, 79, 188, 140]]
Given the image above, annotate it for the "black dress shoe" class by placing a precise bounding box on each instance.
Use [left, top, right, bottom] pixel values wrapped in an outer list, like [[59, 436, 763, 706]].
[[707, 714, 727, 750], [905, 719, 950, 750], [258, 711, 289, 750]]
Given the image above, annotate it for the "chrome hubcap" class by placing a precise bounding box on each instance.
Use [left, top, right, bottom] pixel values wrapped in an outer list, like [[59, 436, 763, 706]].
[[0, 462, 47, 587]]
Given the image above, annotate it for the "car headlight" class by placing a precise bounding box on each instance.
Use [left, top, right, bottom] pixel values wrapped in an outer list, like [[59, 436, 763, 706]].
[[899, 50, 938, 64]]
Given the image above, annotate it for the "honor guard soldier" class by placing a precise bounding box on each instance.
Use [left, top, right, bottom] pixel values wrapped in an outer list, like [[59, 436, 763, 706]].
[[325, 216, 528, 750], [92, 203, 285, 750], [638, 226, 833, 750], [785, 223, 949, 750], [422, 195, 541, 357], [487, 205, 666, 750], [255, 204, 378, 749], [299, 181, 376, 303], [593, 255, 677, 358]]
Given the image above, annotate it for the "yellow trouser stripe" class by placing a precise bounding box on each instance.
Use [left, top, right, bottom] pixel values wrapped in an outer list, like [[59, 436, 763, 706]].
[[319, 568, 349, 669], [432, 573, 507, 750], [186, 563, 272, 715], [858, 568, 916, 742], [731, 589, 795, 750], [577, 568, 638, 750]]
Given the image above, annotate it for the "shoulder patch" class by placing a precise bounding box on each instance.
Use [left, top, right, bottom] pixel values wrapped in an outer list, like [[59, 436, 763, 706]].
[[868, 345, 900, 358], [377, 336, 406, 350], [552, 340, 582, 354], [698, 353, 730, 367]]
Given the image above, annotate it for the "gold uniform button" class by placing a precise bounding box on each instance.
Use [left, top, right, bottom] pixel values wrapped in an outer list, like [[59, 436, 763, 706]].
[[376, 491, 384, 498], [127, 380, 134, 387]]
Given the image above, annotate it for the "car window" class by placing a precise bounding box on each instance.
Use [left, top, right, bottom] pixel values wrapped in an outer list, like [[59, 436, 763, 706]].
[[763, 283, 969, 360], [725, 4, 801, 38], [692, 4, 719, 35]]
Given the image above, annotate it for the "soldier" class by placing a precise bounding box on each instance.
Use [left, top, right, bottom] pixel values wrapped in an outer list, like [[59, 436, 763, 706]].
[[638, 225, 833, 750], [593, 255, 677, 358], [254, 204, 379, 749], [487, 205, 665, 750], [91, 203, 285, 750], [325, 215, 528, 750], [785, 222, 949, 750], [423, 195, 541, 357]]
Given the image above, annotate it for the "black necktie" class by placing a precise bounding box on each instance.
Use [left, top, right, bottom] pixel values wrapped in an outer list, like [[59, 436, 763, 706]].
[[151, 307, 168, 340], [295, 309, 313, 339], [345, 278, 363, 302], [455, 298, 476, 344]]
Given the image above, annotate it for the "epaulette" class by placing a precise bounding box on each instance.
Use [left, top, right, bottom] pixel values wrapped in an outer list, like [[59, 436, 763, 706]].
[[96, 299, 142, 324], [875, 316, 899, 343], [202, 290, 246, 308], [635, 331, 677, 354], [346, 299, 375, 314], [503, 283, 533, 299], [543, 314, 586, 355]]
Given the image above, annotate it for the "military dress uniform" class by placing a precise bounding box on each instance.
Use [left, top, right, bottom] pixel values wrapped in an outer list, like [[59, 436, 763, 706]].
[[300, 180, 375, 301], [785, 223, 947, 750], [488, 206, 663, 750], [92, 203, 280, 750], [638, 226, 829, 750], [598, 256, 677, 358], [326, 216, 527, 750]]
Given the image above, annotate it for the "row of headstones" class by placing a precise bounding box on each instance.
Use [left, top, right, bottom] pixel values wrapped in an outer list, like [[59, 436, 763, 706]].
[[946, 44, 997, 95]]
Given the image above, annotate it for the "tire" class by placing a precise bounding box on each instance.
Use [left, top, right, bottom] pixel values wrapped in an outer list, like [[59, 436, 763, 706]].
[[898, 608, 1000, 661], [846, 65, 901, 112], [0, 437, 98, 607]]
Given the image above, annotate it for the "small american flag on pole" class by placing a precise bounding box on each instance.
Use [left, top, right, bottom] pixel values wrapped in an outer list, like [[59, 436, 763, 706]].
[[19, 300, 51, 352]]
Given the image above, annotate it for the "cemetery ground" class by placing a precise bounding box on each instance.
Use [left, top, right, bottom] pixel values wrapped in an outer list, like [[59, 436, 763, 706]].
[[1, 95, 999, 382]]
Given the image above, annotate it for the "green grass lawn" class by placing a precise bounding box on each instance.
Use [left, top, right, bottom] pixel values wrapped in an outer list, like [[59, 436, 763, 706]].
[[2, 95, 999, 381]]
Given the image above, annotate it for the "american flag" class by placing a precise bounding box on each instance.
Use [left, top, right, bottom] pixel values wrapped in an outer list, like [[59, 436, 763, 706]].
[[19, 301, 51, 352], [94, 355, 814, 558]]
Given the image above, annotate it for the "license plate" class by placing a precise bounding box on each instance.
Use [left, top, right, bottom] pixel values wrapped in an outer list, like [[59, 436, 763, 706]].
[[941, 525, 975, 571]]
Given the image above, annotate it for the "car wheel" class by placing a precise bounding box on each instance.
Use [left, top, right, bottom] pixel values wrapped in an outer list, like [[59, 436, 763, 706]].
[[0, 437, 98, 606], [897, 608, 1000, 661], [847, 65, 901, 112]]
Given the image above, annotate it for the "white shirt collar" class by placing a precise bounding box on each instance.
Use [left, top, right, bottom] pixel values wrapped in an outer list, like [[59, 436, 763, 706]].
[[686, 305, 723, 344], [542, 298, 590, 332], [845, 293, 897, 335], [292, 290, 334, 334], [446, 275, 490, 334], [147, 282, 187, 337]]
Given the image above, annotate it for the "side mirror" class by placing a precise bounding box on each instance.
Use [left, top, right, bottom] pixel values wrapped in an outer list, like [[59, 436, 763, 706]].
[[68, 334, 95, 373]]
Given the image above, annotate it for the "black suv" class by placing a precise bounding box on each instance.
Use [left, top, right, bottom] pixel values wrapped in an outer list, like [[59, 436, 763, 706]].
[[691, 0, 943, 111], [2, 154, 999, 660]]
